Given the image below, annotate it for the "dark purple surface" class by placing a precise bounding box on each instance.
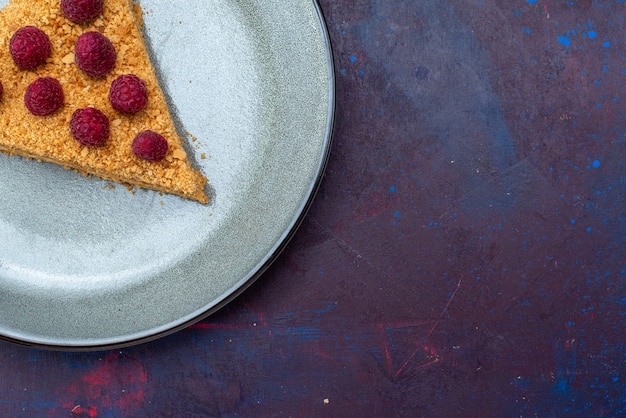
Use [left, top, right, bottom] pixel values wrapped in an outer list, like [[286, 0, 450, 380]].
[[1, 0, 625, 416]]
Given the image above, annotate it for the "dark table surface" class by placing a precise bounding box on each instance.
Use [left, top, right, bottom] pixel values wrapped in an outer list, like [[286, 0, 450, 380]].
[[2, 0, 625, 417]]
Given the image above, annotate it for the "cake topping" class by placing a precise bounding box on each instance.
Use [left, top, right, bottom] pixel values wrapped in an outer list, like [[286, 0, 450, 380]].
[[24, 76, 64, 116], [132, 130, 169, 162], [70, 107, 110, 146], [9, 26, 52, 70], [109, 74, 148, 114], [0, 81, 3, 101], [74, 31, 116, 78], [60, 0, 104, 24]]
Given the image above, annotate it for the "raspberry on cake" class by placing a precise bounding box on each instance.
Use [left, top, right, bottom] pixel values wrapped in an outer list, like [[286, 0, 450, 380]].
[[9, 25, 51, 70], [70, 107, 110, 147], [24, 76, 64, 116], [109, 73, 148, 114], [132, 130, 168, 162], [74, 31, 116, 78], [0, 0, 208, 203], [61, 0, 104, 24]]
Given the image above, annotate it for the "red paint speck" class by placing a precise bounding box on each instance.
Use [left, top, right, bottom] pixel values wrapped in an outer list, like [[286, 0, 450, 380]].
[[56, 353, 148, 416], [71, 405, 98, 417]]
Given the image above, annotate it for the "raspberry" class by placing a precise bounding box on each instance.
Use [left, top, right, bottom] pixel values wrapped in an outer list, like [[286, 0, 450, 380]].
[[70, 107, 110, 146], [24, 77, 64, 116], [74, 31, 116, 78], [132, 130, 169, 162], [9, 26, 52, 70], [60, 0, 104, 24], [0, 81, 3, 102], [109, 74, 148, 114]]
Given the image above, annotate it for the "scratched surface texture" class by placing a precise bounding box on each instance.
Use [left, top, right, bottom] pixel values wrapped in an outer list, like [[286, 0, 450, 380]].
[[2, 0, 626, 416]]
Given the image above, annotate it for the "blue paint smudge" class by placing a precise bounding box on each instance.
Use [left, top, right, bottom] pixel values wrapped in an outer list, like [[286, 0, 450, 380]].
[[592, 160, 601, 168], [310, 302, 336, 315], [287, 326, 322, 341], [558, 36, 572, 47], [588, 30, 597, 39]]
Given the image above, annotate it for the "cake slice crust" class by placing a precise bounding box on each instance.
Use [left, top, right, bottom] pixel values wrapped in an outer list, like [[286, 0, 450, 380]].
[[0, 0, 208, 203]]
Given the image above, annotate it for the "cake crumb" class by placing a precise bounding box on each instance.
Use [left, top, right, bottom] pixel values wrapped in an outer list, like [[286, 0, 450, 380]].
[[61, 52, 74, 64]]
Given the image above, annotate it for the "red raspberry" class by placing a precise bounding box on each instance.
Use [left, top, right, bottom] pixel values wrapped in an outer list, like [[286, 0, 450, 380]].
[[9, 26, 52, 70], [60, 0, 104, 24], [109, 74, 148, 114], [0, 81, 3, 102], [74, 31, 116, 78], [132, 130, 169, 162], [24, 77, 64, 116], [70, 107, 110, 146]]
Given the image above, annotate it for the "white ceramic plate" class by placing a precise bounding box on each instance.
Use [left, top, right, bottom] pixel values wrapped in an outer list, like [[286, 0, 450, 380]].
[[0, 0, 334, 349]]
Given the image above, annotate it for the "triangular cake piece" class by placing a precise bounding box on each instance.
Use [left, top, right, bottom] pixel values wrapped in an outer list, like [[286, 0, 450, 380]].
[[0, 0, 208, 203]]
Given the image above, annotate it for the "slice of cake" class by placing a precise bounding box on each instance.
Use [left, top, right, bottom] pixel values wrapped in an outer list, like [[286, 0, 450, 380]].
[[0, 0, 209, 203]]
